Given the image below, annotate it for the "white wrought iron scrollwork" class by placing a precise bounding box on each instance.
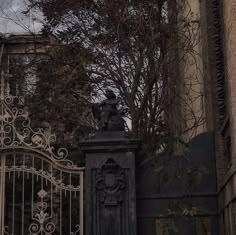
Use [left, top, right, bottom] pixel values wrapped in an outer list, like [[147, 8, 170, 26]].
[[0, 78, 81, 169], [29, 202, 55, 235], [4, 165, 80, 191], [71, 225, 80, 235], [0, 77, 84, 235], [4, 226, 12, 235], [29, 190, 56, 235]]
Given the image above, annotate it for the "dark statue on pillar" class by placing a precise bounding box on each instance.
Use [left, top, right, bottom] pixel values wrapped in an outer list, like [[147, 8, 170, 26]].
[[81, 88, 138, 235], [92, 89, 125, 131]]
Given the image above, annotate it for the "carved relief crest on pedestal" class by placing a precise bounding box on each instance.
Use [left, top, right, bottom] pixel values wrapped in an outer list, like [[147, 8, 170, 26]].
[[96, 159, 126, 206]]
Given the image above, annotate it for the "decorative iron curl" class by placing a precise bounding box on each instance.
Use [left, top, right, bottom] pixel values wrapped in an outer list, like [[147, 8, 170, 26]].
[[29, 223, 40, 235], [71, 225, 80, 235], [29, 222, 56, 235], [0, 94, 80, 169], [29, 201, 56, 235], [4, 226, 12, 235], [44, 222, 56, 234]]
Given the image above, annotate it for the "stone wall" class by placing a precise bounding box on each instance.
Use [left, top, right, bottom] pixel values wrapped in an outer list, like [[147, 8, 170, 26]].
[[222, 0, 236, 163], [198, 0, 236, 234], [136, 132, 219, 235], [216, 1, 236, 233]]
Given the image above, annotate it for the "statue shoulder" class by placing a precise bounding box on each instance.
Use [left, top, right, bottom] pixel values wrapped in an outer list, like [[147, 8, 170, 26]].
[[107, 99, 119, 105]]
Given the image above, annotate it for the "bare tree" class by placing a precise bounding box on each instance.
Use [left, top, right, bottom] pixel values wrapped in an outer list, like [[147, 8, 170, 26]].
[[1, 0, 205, 156]]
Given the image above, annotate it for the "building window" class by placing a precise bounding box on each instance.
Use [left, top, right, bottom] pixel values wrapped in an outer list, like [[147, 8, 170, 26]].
[[5, 54, 37, 96]]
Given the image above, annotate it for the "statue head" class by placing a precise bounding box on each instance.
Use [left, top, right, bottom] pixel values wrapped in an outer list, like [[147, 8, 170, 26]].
[[105, 89, 116, 99]]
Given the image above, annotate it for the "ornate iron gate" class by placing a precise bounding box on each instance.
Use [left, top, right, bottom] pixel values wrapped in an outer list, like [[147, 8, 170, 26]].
[[0, 79, 84, 235]]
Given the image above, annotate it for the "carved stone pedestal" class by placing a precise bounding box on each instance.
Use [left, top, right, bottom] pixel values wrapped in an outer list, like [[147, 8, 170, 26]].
[[80, 132, 140, 235]]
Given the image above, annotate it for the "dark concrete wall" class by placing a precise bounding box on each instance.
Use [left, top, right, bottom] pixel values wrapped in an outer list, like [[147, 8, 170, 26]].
[[136, 132, 219, 235]]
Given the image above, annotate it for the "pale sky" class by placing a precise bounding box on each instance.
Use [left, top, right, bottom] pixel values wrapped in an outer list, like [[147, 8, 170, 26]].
[[0, 0, 42, 33]]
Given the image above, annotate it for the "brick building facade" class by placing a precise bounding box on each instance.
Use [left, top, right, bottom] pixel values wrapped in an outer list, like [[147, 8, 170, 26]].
[[186, 0, 236, 234], [215, 0, 236, 234]]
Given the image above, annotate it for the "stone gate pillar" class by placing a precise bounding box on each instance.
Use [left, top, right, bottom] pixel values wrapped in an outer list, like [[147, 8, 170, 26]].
[[80, 132, 140, 235]]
